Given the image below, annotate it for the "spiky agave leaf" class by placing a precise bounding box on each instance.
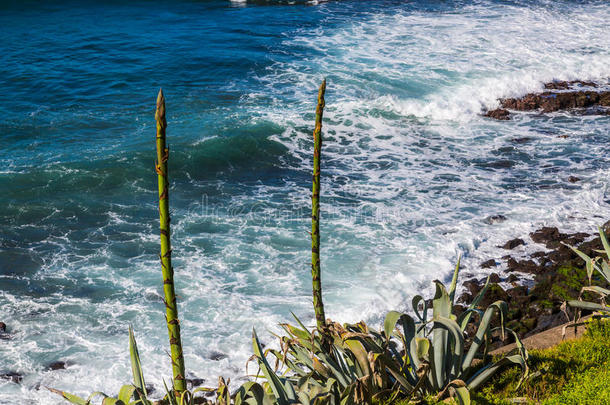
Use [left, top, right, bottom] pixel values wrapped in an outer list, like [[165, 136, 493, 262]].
[[129, 326, 150, 404]]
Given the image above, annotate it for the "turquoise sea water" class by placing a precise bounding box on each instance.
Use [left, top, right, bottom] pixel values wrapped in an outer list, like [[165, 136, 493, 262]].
[[1, 0, 609, 402]]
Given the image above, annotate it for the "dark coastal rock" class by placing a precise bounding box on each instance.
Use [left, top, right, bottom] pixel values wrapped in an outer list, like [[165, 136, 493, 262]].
[[0, 322, 9, 341], [208, 351, 228, 361], [0, 371, 23, 384], [484, 80, 610, 119], [568, 176, 580, 183], [501, 238, 525, 250], [481, 259, 497, 268], [145, 384, 155, 395], [484, 108, 510, 120], [501, 90, 610, 112], [506, 258, 538, 273], [544, 80, 597, 90], [46, 361, 67, 371], [530, 226, 563, 246], [462, 222, 610, 341], [186, 377, 205, 389], [483, 214, 507, 225], [512, 137, 533, 144]]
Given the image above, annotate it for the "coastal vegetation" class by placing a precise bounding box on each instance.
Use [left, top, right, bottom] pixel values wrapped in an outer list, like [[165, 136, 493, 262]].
[[46, 83, 607, 405]]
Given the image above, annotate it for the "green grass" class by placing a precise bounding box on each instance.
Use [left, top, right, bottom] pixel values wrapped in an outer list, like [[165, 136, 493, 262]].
[[473, 319, 610, 404]]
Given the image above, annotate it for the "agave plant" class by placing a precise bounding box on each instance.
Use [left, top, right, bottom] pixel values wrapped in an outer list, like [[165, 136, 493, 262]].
[[381, 258, 529, 404], [264, 259, 529, 404], [564, 226, 610, 321]]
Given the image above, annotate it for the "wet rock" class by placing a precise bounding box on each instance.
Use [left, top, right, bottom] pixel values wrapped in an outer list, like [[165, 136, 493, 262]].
[[484, 108, 510, 120], [46, 361, 67, 371], [481, 259, 497, 269], [208, 351, 228, 361], [0, 322, 9, 341], [507, 285, 528, 299], [145, 384, 155, 395], [186, 377, 205, 389], [501, 90, 610, 113], [530, 227, 562, 246], [0, 371, 23, 384], [544, 80, 598, 90], [501, 238, 525, 250], [484, 80, 610, 118], [506, 258, 538, 274], [512, 137, 533, 144], [483, 214, 507, 225], [489, 273, 501, 283], [568, 176, 580, 183]]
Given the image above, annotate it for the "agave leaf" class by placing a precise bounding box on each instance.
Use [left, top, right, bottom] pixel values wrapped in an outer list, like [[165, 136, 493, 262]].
[[599, 227, 610, 259], [162, 380, 179, 405], [101, 398, 125, 405], [396, 313, 417, 373], [448, 255, 461, 305], [291, 313, 312, 338], [453, 385, 470, 405], [580, 285, 610, 297], [281, 323, 310, 342], [564, 242, 593, 263], [312, 357, 331, 378], [117, 385, 136, 404], [431, 280, 451, 390], [296, 391, 311, 405], [462, 302, 504, 371], [412, 295, 428, 324], [315, 349, 353, 388], [600, 260, 610, 282], [567, 300, 610, 313], [47, 387, 90, 405], [433, 317, 464, 380], [129, 327, 148, 399], [457, 308, 483, 332], [343, 339, 371, 376], [384, 311, 402, 341], [339, 383, 355, 405], [467, 354, 526, 391], [234, 381, 265, 405], [252, 329, 290, 405]]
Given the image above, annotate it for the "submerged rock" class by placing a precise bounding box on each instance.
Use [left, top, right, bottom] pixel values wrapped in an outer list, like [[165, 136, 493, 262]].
[[0, 371, 23, 384], [46, 361, 67, 371], [208, 351, 228, 361], [484, 108, 510, 120], [0, 322, 10, 341], [186, 376, 205, 389], [483, 214, 507, 225]]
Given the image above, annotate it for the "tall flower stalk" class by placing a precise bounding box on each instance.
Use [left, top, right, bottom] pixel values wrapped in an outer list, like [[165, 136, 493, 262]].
[[311, 79, 327, 332], [155, 89, 186, 396]]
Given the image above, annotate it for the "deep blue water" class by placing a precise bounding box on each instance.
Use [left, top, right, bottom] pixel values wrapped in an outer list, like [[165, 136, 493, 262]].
[[1, 0, 609, 402]]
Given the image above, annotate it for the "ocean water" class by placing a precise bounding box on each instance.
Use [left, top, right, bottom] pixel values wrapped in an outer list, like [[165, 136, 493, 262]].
[[1, 0, 609, 402]]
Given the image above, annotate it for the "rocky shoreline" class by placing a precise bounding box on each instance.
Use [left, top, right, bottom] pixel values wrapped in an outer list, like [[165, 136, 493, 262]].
[[485, 80, 610, 120], [457, 221, 610, 340]]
